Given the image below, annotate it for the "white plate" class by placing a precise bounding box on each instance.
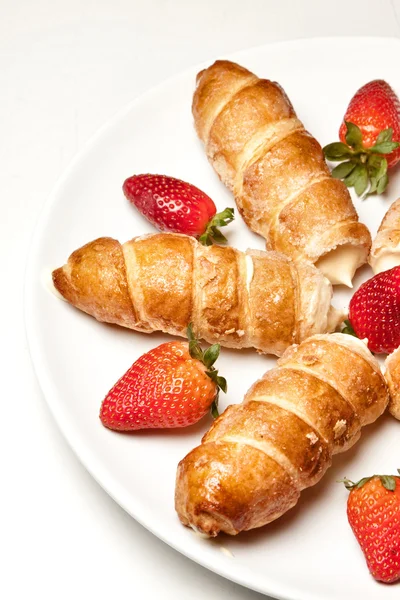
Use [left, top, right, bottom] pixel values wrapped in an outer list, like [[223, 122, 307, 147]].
[[25, 37, 400, 600]]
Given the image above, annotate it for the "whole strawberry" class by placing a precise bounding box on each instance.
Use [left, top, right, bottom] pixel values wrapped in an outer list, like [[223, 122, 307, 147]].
[[342, 471, 400, 583], [123, 173, 234, 245], [100, 325, 226, 431], [349, 266, 400, 353], [324, 80, 400, 197]]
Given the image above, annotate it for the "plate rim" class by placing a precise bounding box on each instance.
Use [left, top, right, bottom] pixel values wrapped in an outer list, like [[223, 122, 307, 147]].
[[24, 36, 400, 600]]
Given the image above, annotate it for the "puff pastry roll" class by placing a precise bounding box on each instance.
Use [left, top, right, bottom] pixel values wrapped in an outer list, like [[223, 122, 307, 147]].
[[193, 60, 371, 286], [369, 198, 400, 274], [384, 347, 400, 419], [52, 233, 343, 356], [175, 334, 389, 536]]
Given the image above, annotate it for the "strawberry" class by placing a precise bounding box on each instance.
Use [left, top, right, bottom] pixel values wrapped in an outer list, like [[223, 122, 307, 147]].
[[341, 471, 400, 583], [324, 80, 400, 197], [100, 325, 226, 431], [123, 173, 234, 245], [348, 266, 400, 354]]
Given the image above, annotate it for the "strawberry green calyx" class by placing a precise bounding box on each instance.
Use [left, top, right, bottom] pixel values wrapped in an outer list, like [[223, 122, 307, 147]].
[[198, 207, 235, 246], [339, 470, 400, 492], [323, 122, 400, 198], [341, 319, 358, 338], [186, 323, 227, 417]]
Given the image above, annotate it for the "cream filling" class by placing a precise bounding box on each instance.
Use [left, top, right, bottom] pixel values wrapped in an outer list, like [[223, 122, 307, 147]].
[[301, 273, 337, 339], [316, 245, 365, 287], [245, 254, 254, 293], [41, 267, 66, 301], [220, 546, 234, 558], [310, 276, 333, 335], [370, 246, 400, 274], [327, 306, 347, 332]]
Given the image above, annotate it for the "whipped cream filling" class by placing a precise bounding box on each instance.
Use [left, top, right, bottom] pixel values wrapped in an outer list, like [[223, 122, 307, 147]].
[[316, 244, 364, 287], [306, 275, 333, 335], [327, 306, 347, 332], [220, 546, 234, 558], [245, 254, 254, 293], [41, 267, 66, 301], [370, 245, 400, 274]]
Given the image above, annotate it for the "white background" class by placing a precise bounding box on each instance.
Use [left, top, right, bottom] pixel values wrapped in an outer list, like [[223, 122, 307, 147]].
[[3, 1, 400, 599]]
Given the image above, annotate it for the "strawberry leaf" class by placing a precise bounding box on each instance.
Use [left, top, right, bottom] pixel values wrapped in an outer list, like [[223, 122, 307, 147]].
[[375, 127, 394, 144], [323, 142, 354, 161], [187, 323, 196, 342], [377, 172, 389, 194], [199, 207, 234, 246], [338, 477, 357, 490], [324, 124, 398, 198], [216, 375, 227, 393], [203, 344, 220, 369], [211, 207, 235, 227], [198, 234, 212, 246], [376, 157, 388, 180], [341, 319, 358, 337], [380, 475, 396, 492], [345, 121, 363, 149], [187, 323, 205, 361], [366, 156, 388, 197], [341, 473, 399, 492], [343, 163, 365, 188], [354, 165, 369, 196], [370, 141, 400, 154], [211, 399, 219, 419], [355, 477, 374, 489], [186, 325, 227, 400], [189, 339, 203, 362], [208, 227, 228, 244], [368, 153, 385, 169], [367, 176, 378, 197], [339, 476, 372, 490], [205, 370, 227, 393], [331, 161, 356, 180]]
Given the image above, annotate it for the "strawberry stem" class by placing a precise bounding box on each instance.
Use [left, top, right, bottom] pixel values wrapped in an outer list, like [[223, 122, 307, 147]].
[[323, 123, 400, 198], [339, 472, 400, 491], [186, 323, 227, 418], [211, 400, 219, 419], [341, 319, 358, 338], [198, 207, 235, 246]]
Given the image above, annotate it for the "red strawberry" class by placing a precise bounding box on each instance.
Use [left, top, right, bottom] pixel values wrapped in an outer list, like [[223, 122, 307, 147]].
[[348, 266, 400, 353], [123, 173, 234, 245], [339, 80, 400, 168], [324, 80, 400, 197], [100, 325, 226, 431], [342, 472, 400, 583]]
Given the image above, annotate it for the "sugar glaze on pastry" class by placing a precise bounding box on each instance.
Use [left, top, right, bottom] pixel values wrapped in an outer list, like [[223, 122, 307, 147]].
[[52, 233, 344, 357], [192, 60, 372, 286], [175, 334, 389, 536]]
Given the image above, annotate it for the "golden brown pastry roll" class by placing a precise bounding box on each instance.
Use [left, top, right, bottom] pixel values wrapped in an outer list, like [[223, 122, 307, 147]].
[[175, 334, 389, 536], [369, 198, 400, 274], [52, 233, 343, 356], [193, 60, 371, 286], [384, 347, 400, 419]]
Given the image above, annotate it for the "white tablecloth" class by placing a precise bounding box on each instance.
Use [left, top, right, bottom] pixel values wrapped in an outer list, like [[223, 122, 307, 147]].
[[3, 1, 400, 598]]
